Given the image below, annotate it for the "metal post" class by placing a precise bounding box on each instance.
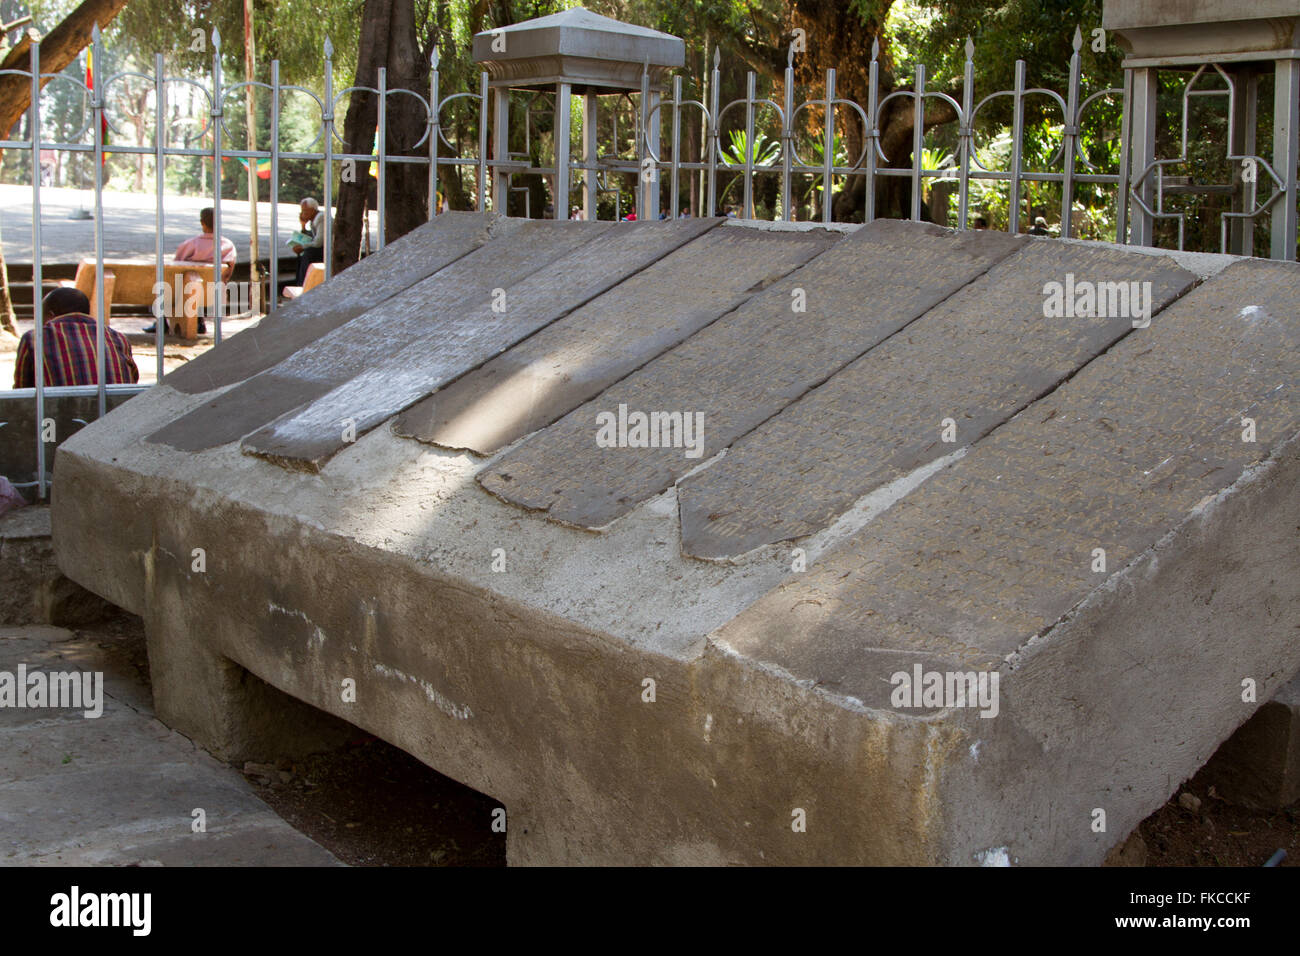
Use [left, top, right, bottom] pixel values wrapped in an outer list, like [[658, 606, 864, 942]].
[[322, 37, 334, 278], [743, 70, 755, 218], [1228, 66, 1257, 256], [211, 29, 225, 343], [823, 68, 836, 224], [957, 38, 974, 229], [154, 52, 165, 382], [270, 59, 280, 311], [477, 72, 488, 211], [30, 39, 46, 498], [377, 66, 387, 248], [1061, 28, 1082, 239], [671, 75, 682, 219], [911, 63, 925, 222], [554, 80, 571, 219], [781, 56, 793, 221], [492, 86, 509, 213], [91, 25, 106, 417], [1271, 56, 1299, 259], [428, 47, 440, 219], [646, 88, 660, 218], [1128, 66, 1158, 247], [707, 47, 719, 217], [1116, 68, 1133, 243], [1009, 59, 1025, 234], [866, 40, 880, 223], [583, 91, 598, 220]]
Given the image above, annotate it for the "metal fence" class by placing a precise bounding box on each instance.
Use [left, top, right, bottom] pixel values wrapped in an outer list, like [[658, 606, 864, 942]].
[[1, 23, 1293, 499]]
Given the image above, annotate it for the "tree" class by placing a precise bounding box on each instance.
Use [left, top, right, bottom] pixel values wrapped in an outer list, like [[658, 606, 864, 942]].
[[331, 0, 433, 272], [0, 0, 130, 137]]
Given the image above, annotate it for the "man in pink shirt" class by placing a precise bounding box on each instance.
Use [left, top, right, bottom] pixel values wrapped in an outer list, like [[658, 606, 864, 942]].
[[145, 207, 237, 335]]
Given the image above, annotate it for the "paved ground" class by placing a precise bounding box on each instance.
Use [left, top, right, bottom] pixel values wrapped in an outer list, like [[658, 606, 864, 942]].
[[0, 621, 341, 865], [0, 184, 378, 265]]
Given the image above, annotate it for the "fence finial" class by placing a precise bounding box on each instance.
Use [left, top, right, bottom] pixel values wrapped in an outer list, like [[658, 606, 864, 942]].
[[431, 45, 440, 69], [211, 27, 220, 50], [713, 46, 720, 70], [91, 22, 100, 44], [1072, 26, 1083, 52], [871, 36, 879, 61], [324, 36, 334, 59], [965, 36, 974, 60]]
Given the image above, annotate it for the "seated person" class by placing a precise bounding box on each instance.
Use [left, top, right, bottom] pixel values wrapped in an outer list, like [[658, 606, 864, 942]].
[[292, 197, 326, 286], [13, 288, 139, 388], [144, 206, 236, 335]]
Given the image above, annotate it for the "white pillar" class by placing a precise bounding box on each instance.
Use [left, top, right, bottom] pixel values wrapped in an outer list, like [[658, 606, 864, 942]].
[[645, 90, 661, 219], [1271, 57, 1299, 260], [554, 81, 571, 220], [1128, 66, 1158, 248], [583, 92, 599, 220], [493, 86, 510, 214]]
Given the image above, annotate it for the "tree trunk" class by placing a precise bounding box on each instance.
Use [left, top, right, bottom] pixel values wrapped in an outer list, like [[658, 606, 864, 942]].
[[0, 0, 130, 138], [0, 0, 129, 339], [333, 0, 430, 274], [789, 0, 957, 222]]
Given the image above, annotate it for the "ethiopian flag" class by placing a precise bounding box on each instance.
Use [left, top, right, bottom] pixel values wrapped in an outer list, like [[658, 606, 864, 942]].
[[237, 157, 272, 179]]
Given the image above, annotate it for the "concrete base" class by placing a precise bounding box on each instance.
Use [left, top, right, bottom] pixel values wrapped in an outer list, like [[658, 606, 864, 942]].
[[51, 215, 1300, 864], [0, 507, 116, 627]]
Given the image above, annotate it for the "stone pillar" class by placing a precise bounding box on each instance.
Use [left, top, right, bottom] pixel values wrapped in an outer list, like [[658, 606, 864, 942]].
[[1228, 67, 1257, 256], [492, 87, 510, 214], [1128, 66, 1158, 247], [553, 81, 571, 220], [583, 92, 599, 221], [1271, 57, 1299, 259]]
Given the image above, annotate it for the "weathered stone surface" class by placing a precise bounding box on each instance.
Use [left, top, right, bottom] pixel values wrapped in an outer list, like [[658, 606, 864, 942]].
[[149, 216, 617, 454], [717, 257, 1299, 698], [164, 211, 509, 395], [394, 224, 842, 455], [49, 220, 1300, 866], [239, 217, 718, 470], [678, 240, 1198, 559], [480, 220, 1025, 527]]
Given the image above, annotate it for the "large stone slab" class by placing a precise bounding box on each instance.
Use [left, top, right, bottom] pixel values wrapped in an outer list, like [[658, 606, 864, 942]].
[[164, 211, 507, 395], [50, 220, 1300, 866], [394, 224, 842, 455], [239, 217, 719, 470], [149, 216, 620, 454], [479, 220, 1025, 527], [677, 240, 1197, 559]]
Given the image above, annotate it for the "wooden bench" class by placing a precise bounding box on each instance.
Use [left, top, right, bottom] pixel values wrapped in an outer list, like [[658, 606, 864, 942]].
[[282, 262, 326, 300]]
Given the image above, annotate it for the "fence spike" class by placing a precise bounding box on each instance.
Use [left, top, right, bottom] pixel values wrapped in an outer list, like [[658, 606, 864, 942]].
[[324, 36, 334, 59], [91, 22, 100, 43], [1073, 26, 1083, 52], [211, 27, 220, 50], [872, 36, 879, 61], [713, 46, 720, 69], [431, 45, 439, 68], [965, 36, 974, 60]]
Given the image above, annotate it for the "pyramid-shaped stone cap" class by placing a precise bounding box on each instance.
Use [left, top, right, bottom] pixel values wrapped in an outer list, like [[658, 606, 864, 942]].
[[472, 7, 684, 92], [1102, 0, 1300, 59]]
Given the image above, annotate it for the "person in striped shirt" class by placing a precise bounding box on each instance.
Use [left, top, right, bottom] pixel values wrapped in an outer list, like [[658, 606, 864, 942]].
[[12, 287, 139, 389]]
